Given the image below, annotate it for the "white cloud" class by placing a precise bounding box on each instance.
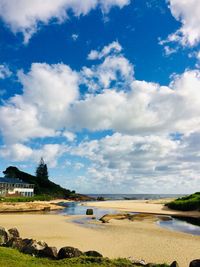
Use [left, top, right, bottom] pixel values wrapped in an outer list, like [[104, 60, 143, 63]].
[[0, 143, 65, 167], [71, 33, 79, 41], [166, 0, 200, 47], [0, 63, 79, 144], [67, 132, 200, 193], [0, 0, 130, 43], [87, 41, 122, 60], [62, 131, 76, 142], [1, 43, 200, 145], [72, 69, 200, 135], [0, 65, 11, 79], [86, 42, 130, 92]]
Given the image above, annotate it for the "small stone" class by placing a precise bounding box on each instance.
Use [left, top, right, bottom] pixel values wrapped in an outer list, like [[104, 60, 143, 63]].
[[86, 209, 93, 215]]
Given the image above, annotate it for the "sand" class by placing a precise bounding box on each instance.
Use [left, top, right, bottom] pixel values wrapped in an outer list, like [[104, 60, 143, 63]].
[[0, 211, 199, 267], [0, 199, 70, 212], [83, 199, 200, 218]]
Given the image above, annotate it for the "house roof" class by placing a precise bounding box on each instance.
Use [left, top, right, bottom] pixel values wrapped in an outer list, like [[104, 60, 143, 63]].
[[0, 177, 33, 185]]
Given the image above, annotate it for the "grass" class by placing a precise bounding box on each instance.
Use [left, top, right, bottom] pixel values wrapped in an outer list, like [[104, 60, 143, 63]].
[[0, 247, 169, 267], [166, 192, 200, 211], [0, 195, 54, 203]]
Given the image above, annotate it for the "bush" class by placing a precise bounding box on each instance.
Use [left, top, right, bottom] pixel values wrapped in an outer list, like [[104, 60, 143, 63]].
[[166, 192, 200, 211]]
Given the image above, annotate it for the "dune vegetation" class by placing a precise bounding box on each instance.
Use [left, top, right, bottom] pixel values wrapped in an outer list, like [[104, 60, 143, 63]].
[[166, 192, 200, 211]]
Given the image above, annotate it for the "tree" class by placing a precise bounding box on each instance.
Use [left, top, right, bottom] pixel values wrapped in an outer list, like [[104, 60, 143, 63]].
[[36, 157, 48, 180]]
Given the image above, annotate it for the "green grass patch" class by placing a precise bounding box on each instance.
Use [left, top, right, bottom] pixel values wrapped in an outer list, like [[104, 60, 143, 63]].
[[0, 247, 169, 267], [166, 192, 200, 211], [0, 195, 54, 203]]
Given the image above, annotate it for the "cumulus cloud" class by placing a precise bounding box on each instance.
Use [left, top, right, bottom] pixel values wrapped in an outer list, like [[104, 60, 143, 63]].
[[87, 41, 122, 60], [0, 63, 79, 144], [1, 43, 200, 144], [67, 132, 200, 193], [165, 0, 200, 47], [72, 69, 200, 135], [0, 0, 130, 43], [83, 44, 134, 91], [0, 143, 65, 167], [0, 64, 11, 79]]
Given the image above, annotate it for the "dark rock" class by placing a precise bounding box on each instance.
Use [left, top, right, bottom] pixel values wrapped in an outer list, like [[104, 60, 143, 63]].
[[43, 207, 51, 212], [170, 261, 179, 267], [22, 240, 48, 256], [84, 250, 103, 257], [6, 237, 25, 251], [38, 246, 58, 259], [58, 246, 83, 259], [189, 260, 200, 267], [0, 227, 11, 245], [8, 228, 20, 239], [86, 209, 93, 215]]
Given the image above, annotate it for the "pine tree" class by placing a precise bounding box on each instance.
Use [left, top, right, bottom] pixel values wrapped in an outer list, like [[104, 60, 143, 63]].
[[36, 157, 48, 180]]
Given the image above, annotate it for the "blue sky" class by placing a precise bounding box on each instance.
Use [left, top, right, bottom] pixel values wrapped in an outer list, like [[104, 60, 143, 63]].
[[0, 0, 200, 194]]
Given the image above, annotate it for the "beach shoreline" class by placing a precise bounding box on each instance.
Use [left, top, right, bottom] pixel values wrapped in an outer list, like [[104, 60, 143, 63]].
[[0, 212, 199, 267]]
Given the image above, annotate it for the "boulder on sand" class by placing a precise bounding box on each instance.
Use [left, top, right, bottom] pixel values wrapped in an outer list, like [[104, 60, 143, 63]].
[[38, 246, 58, 259], [189, 260, 200, 267], [22, 239, 48, 256], [8, 228, 20, 239], [170, 261, 179, 267], [0, 227, 11, 245], [86, 209, 93, 215], [58, 246, 83, 259], [84, 250, 103, 257]]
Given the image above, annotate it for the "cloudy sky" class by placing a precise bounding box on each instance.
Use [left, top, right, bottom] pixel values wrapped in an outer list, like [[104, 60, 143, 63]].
[[0, 0, 200, 194]]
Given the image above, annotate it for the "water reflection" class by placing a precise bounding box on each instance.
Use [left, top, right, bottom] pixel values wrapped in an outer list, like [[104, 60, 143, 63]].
[[158, 217, 200, 236]]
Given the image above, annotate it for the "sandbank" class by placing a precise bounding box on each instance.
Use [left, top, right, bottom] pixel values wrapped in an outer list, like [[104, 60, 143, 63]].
[[83, 199, 200, 218]]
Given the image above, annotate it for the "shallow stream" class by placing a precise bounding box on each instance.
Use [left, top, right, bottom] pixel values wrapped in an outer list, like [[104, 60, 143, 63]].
[[57, 201, 200, 236]]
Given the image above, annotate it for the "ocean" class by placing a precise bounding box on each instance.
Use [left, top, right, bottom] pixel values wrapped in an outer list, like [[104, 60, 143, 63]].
[[87, 193, 186, 200]]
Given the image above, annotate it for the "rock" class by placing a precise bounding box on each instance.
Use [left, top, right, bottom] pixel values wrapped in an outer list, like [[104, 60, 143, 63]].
[[170, 261, 179, 267], [38, 246, 58, 259], [100, 214, 129, 223], [22, 240, 48, 256], [8, 228, 20, 239], [6, 237, 26, 251], [127, 256, 146, 265], [86, 209, 93, 215], [58, 246, 83, 259], [84, 250, 103, 257], [43, 207, 51, 212], [0, 227, 11, 245], [189, 260, 200, 267]]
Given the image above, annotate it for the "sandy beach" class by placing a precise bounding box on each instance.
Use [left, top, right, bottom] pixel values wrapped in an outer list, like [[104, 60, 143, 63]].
[[0, 210, 199, 267], [84, 199, 200, 218]]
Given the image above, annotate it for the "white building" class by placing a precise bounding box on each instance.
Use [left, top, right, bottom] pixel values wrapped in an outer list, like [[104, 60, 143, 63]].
[[0, 177, 34, 197]]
